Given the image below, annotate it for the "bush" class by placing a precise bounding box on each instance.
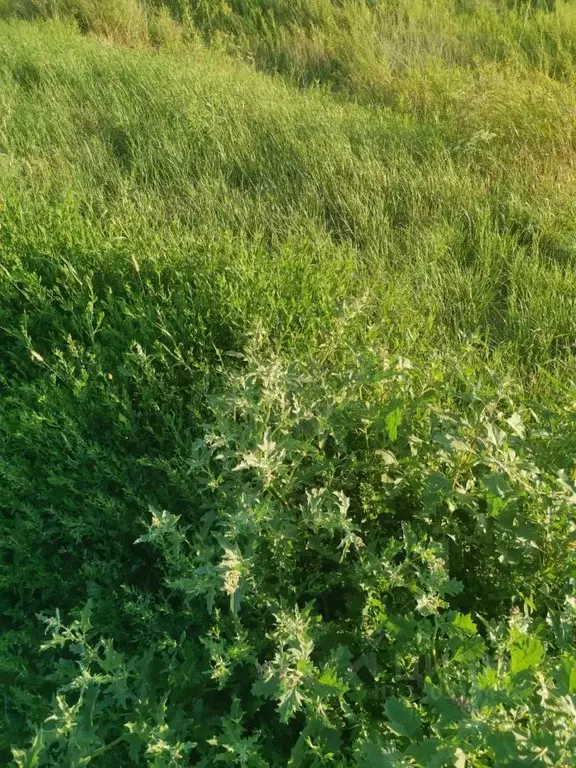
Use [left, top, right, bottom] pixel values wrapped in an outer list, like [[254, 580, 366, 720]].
[[13, 342, 576, 766]]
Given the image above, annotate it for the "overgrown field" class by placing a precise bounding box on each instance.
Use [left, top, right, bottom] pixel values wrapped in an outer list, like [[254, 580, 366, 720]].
[[1, 1, 576, 766]]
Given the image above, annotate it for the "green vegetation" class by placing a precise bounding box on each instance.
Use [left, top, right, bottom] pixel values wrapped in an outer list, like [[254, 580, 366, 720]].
[[1, 1, 576, 765]]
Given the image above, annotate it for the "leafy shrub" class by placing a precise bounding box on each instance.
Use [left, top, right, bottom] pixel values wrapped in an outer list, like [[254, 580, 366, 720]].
[[14, 340, 576, 766]]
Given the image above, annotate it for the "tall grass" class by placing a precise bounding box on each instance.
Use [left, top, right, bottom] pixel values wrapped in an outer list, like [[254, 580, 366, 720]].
[[0, 0, 184, 45], [1, 19, 575, 373], [4, 2, 576, 93]]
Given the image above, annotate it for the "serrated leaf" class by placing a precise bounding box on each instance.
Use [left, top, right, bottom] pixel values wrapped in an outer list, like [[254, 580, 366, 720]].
[[441, 579, 464, 597], [125, 728, 144, 762], [451, 612, 477, 636], [486, 731, 520, 763], [423, 683, 466, 724], [405, 738, 441, 763], [252, 676, 278, 699], [386, 407, 403, 442], [384, 696, 422, 739], [110, 678, 130, 709], [317, 667, 349, 696], [278, 686, 303, 724], [356, 741, 402, 768], [251, 675, 278, 700], [423, 473, 452, 512], [510, 636, 544, 674], [406, 739, 457, 768]]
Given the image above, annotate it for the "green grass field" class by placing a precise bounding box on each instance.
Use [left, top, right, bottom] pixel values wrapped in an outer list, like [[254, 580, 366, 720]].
[[1, 1, 576, 765]]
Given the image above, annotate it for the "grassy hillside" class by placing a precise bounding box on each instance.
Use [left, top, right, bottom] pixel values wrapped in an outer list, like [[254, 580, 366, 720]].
[[1, 2, 576, 766]]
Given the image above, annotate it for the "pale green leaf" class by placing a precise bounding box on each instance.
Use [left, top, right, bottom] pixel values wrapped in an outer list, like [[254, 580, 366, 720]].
[[386, 407, 403, 442], [451, 612, 477, 636], [510, 636, 544, 674]]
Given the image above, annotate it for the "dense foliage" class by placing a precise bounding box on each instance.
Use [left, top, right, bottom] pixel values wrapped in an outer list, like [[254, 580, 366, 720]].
[[1, 2, 576, 766], [7, 340, 576, 766]]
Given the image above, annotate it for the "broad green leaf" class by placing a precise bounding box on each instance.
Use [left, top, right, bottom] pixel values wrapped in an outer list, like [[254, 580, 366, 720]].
[[554, 660, 576, 694], [423, 473, 452, 512], [252, 676, 278, 700], [451, 612, 477, 636], [317, 667, 349, 696], [476, 665, 499, 690], [486, 731, 520, 763], [384, 696, 422, 739], [408, 740, 463, 768], [510, 636, 544, 674], [376, 449, 397, 466], [423, 682, 466, 723], [481, 472, 510, 499], [405, 738, 442, 763], [356, 741, 402, 768], [440, 579, 464, 597], [432, 432, 457, 452], [230, 583, 243, 615], [487, 495, 505, 517]]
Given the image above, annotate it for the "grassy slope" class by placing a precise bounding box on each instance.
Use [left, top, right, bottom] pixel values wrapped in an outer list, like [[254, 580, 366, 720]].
[[2, 15, 576, 373], [1, 2, 576, 765]]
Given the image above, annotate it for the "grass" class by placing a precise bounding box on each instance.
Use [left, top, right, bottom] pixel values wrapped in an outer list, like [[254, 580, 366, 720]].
[[1, 2, 576, 766], [1, 15, 576, 373]]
